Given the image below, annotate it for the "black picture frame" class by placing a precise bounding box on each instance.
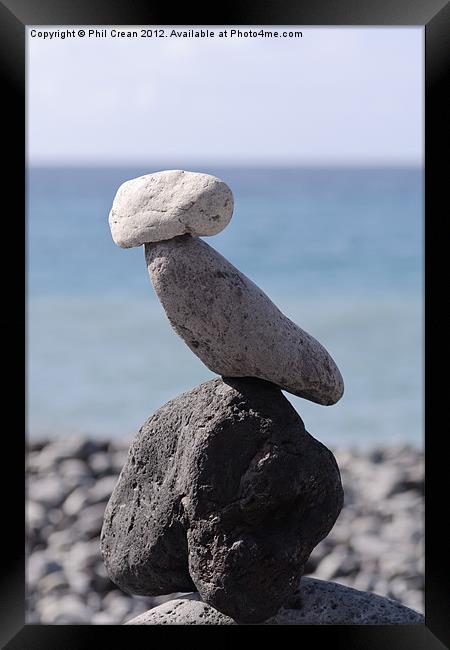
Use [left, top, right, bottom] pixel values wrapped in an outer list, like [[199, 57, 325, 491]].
[[2, 0, 448, 647]]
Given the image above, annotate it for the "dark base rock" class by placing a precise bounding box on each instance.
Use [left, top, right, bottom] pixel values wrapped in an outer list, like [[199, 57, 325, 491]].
[[125, 578, 424, 625], [101, 378, 343, 623]]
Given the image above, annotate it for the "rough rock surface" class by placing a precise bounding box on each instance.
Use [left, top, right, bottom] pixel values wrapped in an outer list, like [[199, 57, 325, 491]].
[[125, 577, 424, 625], [109, 170, 233, 247], [145, 235, 344, 405], [101, 378, 343, 623]]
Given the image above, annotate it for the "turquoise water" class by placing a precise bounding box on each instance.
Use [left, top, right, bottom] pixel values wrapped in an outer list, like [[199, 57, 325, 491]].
[[27, 167, 423, 448]]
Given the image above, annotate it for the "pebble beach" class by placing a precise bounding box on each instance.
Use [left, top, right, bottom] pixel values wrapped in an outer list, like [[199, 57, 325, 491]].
[[26, 434, 424, 624]]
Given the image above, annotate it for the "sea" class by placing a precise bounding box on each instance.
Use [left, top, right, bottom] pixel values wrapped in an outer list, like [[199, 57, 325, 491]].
[[27, 166, 423, 449]]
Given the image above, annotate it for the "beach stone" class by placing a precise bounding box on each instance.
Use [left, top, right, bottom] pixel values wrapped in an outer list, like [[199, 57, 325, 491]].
[[65, 540, 102, 570], [51, 434, 105, 462], [57, 458, 91, 480], [91, 562, 113, 593], [64, 568, 91, 596], [101, 377, 343, 623], [314, 546, 359, 581], [27, 448, 57, 474], [63, 487, 91, 517], [109, 170, 233, 247], [26, 500, 47, 529], [76, 502, 106, 538], [111, 449, 128, 473], [30, 476, 67, 508], [37, 594, 92, 624], [125, 577, 424, 625], [89, 451, 114, 477], [27, 436, 105, 476], [27, 551, 62, 585], [102, 591, 134, 619], [87, 475, 118, 504], [46, 508, 65, 528], [92, 611, 118, 625], [145, 235, 344, 405], [46, 528, 73, 551], [38, 571, 68, 595]]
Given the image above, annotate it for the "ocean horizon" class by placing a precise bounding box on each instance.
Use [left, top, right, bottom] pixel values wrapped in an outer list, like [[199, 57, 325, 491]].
[[27, 165, 423, 449]]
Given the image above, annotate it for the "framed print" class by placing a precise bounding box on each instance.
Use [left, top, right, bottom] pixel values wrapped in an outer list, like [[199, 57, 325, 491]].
[[1, 0, 448, 647]]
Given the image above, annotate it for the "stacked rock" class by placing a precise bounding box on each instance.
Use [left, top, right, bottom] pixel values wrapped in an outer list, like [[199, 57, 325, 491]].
[[101, 170, 345, 624]]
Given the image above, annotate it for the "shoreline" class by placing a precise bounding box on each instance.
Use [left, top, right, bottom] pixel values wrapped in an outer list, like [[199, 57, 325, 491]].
[[26, 435, 424, 624]]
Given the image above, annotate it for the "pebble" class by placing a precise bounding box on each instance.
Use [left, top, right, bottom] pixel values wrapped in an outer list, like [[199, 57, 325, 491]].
[[38, 594, 93, 624], [74, 502, 106, 538], [38, 570, 68, 595], [314, 546, 359, 581], [65, 568, 91, 596], [31, 476, 67, 508], [101, 378, 343, 623], [91, 611, 117, 625], [26, 500, 47, 528], [58, 458, 92, 480], [87, 475, 118, 504], [27, 550, 62, 584], [63, 487, 91, 517], [109, 170, 233, 247], [89, 451, 114, 476]]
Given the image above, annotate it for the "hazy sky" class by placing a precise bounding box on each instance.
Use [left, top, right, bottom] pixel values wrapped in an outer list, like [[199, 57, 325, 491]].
[[27, 27, 423, 166]]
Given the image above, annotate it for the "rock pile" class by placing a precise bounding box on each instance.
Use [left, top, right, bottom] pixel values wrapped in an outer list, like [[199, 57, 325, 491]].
[[100, 170, 421, 624], [25, 437, 424, 624]]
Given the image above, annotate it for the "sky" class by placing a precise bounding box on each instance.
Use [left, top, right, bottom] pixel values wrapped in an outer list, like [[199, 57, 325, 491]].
[[27, 27, 423, 166]]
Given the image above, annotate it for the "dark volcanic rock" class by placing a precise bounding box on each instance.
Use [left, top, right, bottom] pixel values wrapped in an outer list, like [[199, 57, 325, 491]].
[[126, 578, 424, 625], [101, 378, 343, 623]]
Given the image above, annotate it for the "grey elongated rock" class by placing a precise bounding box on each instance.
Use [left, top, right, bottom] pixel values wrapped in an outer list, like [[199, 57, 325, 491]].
[[109, 170, 233, 247], [100, 378, 343, 623], [145, 235, 344, 405], [125, 578, 424, 625]]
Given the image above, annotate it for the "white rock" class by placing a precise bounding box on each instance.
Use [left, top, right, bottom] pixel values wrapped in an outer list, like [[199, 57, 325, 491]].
[[30, 476, 67, 508], [89, 451, 114, 476], [27, 551, 62, 584], [314, 546, 359, 581], [103, 591, 133, 619], [57, 458, 91, 480], [38, 571, 68, 595], [37, 594, 92, 624], [74, 503, 106, 539], [63, 487, 91, 517], [46, 529, 73, 551], [46, 507, 65, 528], [91, 611, 117, 624], [65, 540, 101, 569], [65, 568, 91, 596], [111, 449, 128, 473], [351, 533, 391, 559], [109, 170, 233, 247], [26, 500, 47, 529], [87, 475, 117, 504]]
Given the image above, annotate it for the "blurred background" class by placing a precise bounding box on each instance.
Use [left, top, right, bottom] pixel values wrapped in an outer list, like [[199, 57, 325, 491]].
[[26, 26, 424, 623]]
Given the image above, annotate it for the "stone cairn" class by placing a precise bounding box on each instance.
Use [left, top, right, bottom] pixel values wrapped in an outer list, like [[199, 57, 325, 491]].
[[100, 170, 422, 625]]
